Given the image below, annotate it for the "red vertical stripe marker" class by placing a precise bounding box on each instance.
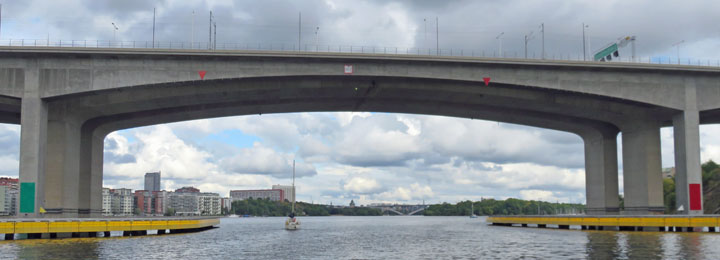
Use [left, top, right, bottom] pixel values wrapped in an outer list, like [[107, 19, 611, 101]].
[[198, 70, 207, 80], [483, 77, 491, 86], [689, 183, 702, 211]]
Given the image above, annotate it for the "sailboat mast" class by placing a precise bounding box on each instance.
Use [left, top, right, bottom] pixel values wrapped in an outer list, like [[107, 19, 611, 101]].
[[292, 160, 296, 214]]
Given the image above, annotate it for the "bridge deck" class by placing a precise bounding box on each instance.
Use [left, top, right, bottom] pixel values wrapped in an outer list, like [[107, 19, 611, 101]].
[[0, 217, 220, 239], [487, 215, 720, 232]]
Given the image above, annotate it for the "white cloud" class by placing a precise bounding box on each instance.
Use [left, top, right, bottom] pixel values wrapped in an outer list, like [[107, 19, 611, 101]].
[[342, 177, 383, 194], [377, 183, 434, 201]]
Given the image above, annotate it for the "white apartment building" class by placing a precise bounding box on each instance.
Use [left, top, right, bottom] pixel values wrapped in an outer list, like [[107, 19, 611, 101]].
[[272, 185, 295, 203], [198, 193, 221, 215], [102, 188, 112, 216]]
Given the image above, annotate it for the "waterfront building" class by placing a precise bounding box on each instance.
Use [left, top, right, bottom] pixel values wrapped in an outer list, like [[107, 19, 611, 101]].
[[175, 186, 200, 193], [221, 197, 231, 211], [112, 188, 134, 216], [0, 186, 17, 216], [102, 188, 112, 216], [0, 178, 19, 216], [134, 190, 168, 216], [272, 185, 295, 203], [169, 191, 200, 216], [198, 193, 222, 215], [230, 189, 284, 202], [144, 172, 161, 191], [0, 177, 18, 189]]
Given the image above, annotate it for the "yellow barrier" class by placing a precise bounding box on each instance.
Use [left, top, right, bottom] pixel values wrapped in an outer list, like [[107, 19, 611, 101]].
[[49, 221, 79, 233], [1, 218, 219, 235], [79, 221, 108, 232], [0, 222, 14, 234], [15, 222, 49, 233], [487, 216, 720, 229]]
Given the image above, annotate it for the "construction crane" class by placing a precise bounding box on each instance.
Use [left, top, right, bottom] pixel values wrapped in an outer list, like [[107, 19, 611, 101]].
[[594, 36, 636, 62]]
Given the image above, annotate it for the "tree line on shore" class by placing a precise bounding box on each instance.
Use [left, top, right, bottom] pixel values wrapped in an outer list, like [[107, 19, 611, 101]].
[[423, 198, 585, 216], [231, 198, 382, 216]]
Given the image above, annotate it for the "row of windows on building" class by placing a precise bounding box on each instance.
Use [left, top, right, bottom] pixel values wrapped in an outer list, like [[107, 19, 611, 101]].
[[102, 186, 230, 216], [0, 178, 18, 216], [229, 185, 295, 203]]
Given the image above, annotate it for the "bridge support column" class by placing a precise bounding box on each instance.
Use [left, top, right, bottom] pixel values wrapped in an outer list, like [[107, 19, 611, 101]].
[[18, 65, 48, 218], [673, 79, 703, 215], [583, 131, 620, 215], [79, 128, 106, 217], [43, 112, 83, 218], [621, 121, 664, 215]]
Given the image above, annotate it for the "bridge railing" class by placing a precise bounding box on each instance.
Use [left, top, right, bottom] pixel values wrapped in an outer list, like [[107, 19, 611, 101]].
[[1, 39, 719, 67]]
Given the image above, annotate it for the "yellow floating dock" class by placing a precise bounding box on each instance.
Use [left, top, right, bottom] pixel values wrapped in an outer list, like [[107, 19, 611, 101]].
[[0, 217, 220, 240], [487, 215, 720, 232]]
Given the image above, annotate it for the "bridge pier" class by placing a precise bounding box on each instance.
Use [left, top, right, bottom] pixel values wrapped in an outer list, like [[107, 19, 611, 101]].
[[673, 80, 704, 215], [18, 65, 48, 218], [583, 130, 620, 215], [621, 121, 664, 215], [43, 109, 83, 218]]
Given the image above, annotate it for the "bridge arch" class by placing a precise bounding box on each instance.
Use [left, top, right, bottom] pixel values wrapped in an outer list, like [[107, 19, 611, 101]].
[[3, 48, 717, 217]]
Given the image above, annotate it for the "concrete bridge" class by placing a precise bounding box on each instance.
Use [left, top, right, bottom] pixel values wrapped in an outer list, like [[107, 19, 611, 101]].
[[370, 204, 428, 215], [1, 46, 719, 217]]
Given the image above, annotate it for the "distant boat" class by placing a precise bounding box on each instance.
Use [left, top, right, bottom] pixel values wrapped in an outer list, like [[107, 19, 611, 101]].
[[285, 160, 300, 230], [470, 202, 478, 218]]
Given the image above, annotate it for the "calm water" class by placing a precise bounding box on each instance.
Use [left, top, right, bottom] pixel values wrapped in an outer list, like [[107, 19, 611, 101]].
[[1, 216, 720, 259]]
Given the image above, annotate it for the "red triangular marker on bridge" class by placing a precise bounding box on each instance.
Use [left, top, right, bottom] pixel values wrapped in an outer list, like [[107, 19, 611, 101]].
[[483, 77, 491, 86], [198, 70, 207, 80]]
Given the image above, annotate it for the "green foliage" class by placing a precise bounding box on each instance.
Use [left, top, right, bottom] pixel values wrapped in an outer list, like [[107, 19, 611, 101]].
[[423, 199, 585, 216], [663, 160, 720, 214], [164, 208, 176, 216], [230, 198, 381, 216]]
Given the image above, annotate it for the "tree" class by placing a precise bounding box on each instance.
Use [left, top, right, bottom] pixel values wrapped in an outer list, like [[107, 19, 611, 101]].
[[164, 208, 176, 216]]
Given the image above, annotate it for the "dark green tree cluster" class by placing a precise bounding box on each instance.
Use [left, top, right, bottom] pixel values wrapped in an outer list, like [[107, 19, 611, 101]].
[[328, 207, 382, 216], [230, 198, 382, 216], [423, 198, 585, 216], [663, 160, 720, 214]]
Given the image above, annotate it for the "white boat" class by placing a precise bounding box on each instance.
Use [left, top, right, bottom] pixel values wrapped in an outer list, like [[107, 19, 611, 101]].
[[285, 160, 301, 230], [470, 202, 478, 218]]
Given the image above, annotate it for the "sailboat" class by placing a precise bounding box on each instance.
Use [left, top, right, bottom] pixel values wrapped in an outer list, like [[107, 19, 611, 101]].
[[470, 201, 478, 218], [285, 160, 300, 230]]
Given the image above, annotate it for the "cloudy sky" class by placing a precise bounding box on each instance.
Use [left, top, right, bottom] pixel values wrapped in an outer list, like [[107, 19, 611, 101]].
[[1, 0, 720, 205]]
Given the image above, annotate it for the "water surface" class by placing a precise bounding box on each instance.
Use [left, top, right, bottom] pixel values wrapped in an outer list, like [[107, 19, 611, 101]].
[[1, 216, 719, 259]]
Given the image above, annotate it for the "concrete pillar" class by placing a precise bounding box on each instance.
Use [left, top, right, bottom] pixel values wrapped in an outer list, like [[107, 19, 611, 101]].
[[43, 108, 82, 218], [673, 79, 703, 215], [79, 130, 105, 217], [18, 65, 48, 218], [621, 121, 664, 214], [583, 131, 620, 215]]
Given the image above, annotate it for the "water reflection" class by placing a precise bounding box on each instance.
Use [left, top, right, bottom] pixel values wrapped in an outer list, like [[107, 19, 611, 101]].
[[0, 217, 720, 259], [14, 238, 100, 259], [586, 229, 720, 259]]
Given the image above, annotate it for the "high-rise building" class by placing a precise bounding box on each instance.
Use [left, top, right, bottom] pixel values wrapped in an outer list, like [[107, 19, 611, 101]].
[[230, 189, 284, 202], [272, 185, 295, 203], [144, 172, 161, 191]]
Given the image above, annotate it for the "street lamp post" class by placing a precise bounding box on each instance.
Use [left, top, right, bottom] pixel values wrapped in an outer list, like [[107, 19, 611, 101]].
[[540, 23, 545, 59], [496, 32, 504, 57], [582, 23, 589, 61], [315, 26, 319, 50], [672, 40, 684, 65], [524, 31, 534, 59], [111, 22, 119, 46]]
